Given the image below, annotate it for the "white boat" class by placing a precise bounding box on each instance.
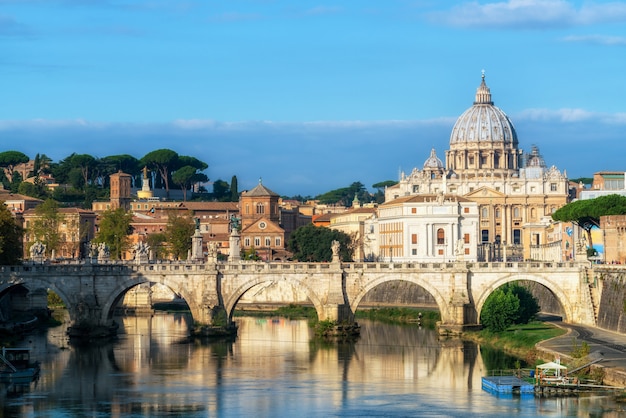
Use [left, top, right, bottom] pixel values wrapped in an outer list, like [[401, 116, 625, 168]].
[[0, 347, 40, 382]]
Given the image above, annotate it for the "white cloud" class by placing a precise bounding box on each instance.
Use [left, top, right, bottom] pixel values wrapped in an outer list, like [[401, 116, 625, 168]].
[[561, 34, 626, 45], [433, 0, 626, 29], [516, 108, 626, 124]]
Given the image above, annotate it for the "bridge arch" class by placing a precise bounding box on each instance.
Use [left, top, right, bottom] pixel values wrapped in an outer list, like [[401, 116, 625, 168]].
[[473, 273, 573, 323], [0, 278, 75, 322], [349, 274, 450, 323], [223, 276, 325, 322], [98, 274, 204, 325]]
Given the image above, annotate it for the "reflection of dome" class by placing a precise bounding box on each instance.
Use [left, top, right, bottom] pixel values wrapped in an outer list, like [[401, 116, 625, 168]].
[[423, 148, 443, 170], [449, 73, 518, 147]]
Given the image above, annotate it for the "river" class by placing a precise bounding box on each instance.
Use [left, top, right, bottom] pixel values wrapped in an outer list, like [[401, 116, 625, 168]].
[[2, 312, 624, 417]]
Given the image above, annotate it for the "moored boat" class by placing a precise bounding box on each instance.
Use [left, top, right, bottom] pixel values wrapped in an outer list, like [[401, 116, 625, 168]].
[[0, 347, 40, 383]]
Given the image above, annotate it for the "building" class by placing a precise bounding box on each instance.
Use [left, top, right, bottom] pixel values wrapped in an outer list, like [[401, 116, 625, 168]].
[[377, 194, 478, 262], [22, 207, 97, 259], [328, 197, 377, 262], [384, 73, 569, 259]]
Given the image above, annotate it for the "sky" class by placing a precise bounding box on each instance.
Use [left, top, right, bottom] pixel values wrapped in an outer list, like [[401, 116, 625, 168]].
[[1, 0, 625, 197]]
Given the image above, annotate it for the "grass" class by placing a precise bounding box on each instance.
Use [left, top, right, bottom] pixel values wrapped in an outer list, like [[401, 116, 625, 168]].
[[463, 321, 567, 363], [355, 307, 440, 326]]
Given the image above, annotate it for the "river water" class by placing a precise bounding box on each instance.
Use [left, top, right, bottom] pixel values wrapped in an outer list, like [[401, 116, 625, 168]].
[[2, 313, 624, 417]]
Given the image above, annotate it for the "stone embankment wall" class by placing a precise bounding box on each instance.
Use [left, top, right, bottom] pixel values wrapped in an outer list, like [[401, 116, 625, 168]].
[[594, 268, 626, 333]]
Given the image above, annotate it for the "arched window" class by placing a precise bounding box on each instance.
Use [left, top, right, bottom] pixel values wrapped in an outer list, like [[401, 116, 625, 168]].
[[481, 207, 489, 218], [437, 228, 445, 245], [495, 207, 501, 218], [513, 207, 520, 218], [256, 203, 265, 214]]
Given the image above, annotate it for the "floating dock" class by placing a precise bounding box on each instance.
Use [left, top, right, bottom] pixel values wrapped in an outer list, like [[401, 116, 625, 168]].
[[482, 376, 534, 394]]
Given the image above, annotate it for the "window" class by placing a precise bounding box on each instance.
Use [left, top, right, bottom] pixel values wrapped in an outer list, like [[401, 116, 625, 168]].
[[437, 228, 445, 245], [469, 156, 474, 165], [244, 238, 250, 246], [464, 233, 470, 244], [411, 208, 416, 214], [550, 183, 557, 192], [465, 248, 470, 255], [254, 238, 261, 246], [438, 249, 444, 255], [481, 207, 489, 218], [513, 230, 521, 245], [265, 238, 271, 246], [256, 203, 265, 214], [481, 230, 489, 243], [513, 207, 520, 218], [245, 204, 250, 214], [411, 234, 418, 244], [412, 249, 417, 255], [464, 207, 469, 213], [531, 208, 536, 219], [495, 208, 500, 218], [275, 237, 281, 247], [413, 185, 419, 193]]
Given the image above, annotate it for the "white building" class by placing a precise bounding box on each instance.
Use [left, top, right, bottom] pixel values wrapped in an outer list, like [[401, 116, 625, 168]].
[[384, 73, 569, 259]]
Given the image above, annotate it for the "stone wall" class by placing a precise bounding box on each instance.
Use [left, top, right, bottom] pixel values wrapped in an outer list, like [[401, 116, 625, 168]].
[[594, 268, 626, 333]]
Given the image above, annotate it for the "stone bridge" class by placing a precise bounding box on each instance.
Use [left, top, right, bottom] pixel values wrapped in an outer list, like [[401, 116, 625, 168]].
[[0, 260, 595, 336]]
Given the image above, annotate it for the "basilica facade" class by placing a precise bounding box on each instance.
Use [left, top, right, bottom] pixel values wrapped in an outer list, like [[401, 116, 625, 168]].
[[383, 74, 569, 261]]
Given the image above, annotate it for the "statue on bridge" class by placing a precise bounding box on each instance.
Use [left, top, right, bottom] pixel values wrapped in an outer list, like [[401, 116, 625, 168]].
[[229, 214, 241, 233], [29, 241, 46, 263], [331, 240, 340, 263], [133, 241, 150, 263], [97, 242, 110, 261]]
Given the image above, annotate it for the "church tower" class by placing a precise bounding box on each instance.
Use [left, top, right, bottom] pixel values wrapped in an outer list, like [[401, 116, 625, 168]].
[[110, 171, 132, 211]]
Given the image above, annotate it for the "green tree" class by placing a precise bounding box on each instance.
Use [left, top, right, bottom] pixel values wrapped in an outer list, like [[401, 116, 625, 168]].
[[501, 283, 540, 324], [18, 179, 49, 200], [0, 150, 29, 183], [212, 179, 230, 201], [230, 175, 239, 202], [316, 181, 371, 206], [0, 202, 24, 265], [165, 211, 195, 260], [372, 180, 397, 204], [552, 194, 626, 249], [172, 165, 209, 201], [95, 208, 134, 260], [141, 149, 179, 198], [146, 232, 168, 260], [480, 287, 520, 332], [29, 198, 64, 257], [287, 224, 353, 262]]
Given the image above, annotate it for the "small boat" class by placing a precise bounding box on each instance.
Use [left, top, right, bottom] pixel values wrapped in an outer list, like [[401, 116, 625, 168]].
[[0, 347, 40, 383]]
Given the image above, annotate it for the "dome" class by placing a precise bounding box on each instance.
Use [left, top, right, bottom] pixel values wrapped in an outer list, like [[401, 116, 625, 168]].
[[449, 73, 518, 147], [423, 148, 443, 170]]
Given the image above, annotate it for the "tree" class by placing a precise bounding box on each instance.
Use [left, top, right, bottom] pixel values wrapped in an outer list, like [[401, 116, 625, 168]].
[[95, 208, 134, 260], [164, 211, 195, 260], [552, 194, 626, 249], [0, 203, 24, 265], [315, 181, 372, 206], [146, 232, 168, 260], [372, 180, 398, 204], [502, 283, 539, 324], [29, 198, 64, 257], [0, 150, 29, 183], [287, 224, 353, 262], [141, 149, 179, 198], [230, 175, 239, 202], [172, 166, 200, 201], [212, 179, 230, 201], [480, 287, 520, 332]]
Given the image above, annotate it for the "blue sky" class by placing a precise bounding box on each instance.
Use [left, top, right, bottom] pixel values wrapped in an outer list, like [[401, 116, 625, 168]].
[[1, 1, 625, 197]]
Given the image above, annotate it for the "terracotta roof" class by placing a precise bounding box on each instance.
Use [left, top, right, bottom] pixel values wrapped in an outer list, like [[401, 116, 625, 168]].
[[243, 181, 279, 197], [181, 201, 239, 211], [381, 194, 471, 206]]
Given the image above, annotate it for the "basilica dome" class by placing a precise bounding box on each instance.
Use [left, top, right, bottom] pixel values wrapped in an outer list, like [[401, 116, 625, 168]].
[[449, 74, 518, 148]]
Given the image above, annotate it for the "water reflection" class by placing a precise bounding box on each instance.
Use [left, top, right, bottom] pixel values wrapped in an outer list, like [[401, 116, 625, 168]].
[[2, 313, 624, 417]]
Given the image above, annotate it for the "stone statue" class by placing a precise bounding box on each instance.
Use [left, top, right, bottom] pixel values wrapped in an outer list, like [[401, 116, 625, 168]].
[[331, 240, 340, 258], [98, 242, 110, 259], [455, 239, 464, 257], [194, 217, 200, 230], [133, 241, 150, 258], [207, 242, 218, 258], [437, 191, 445, 205], [30, 241, 46, 259]]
